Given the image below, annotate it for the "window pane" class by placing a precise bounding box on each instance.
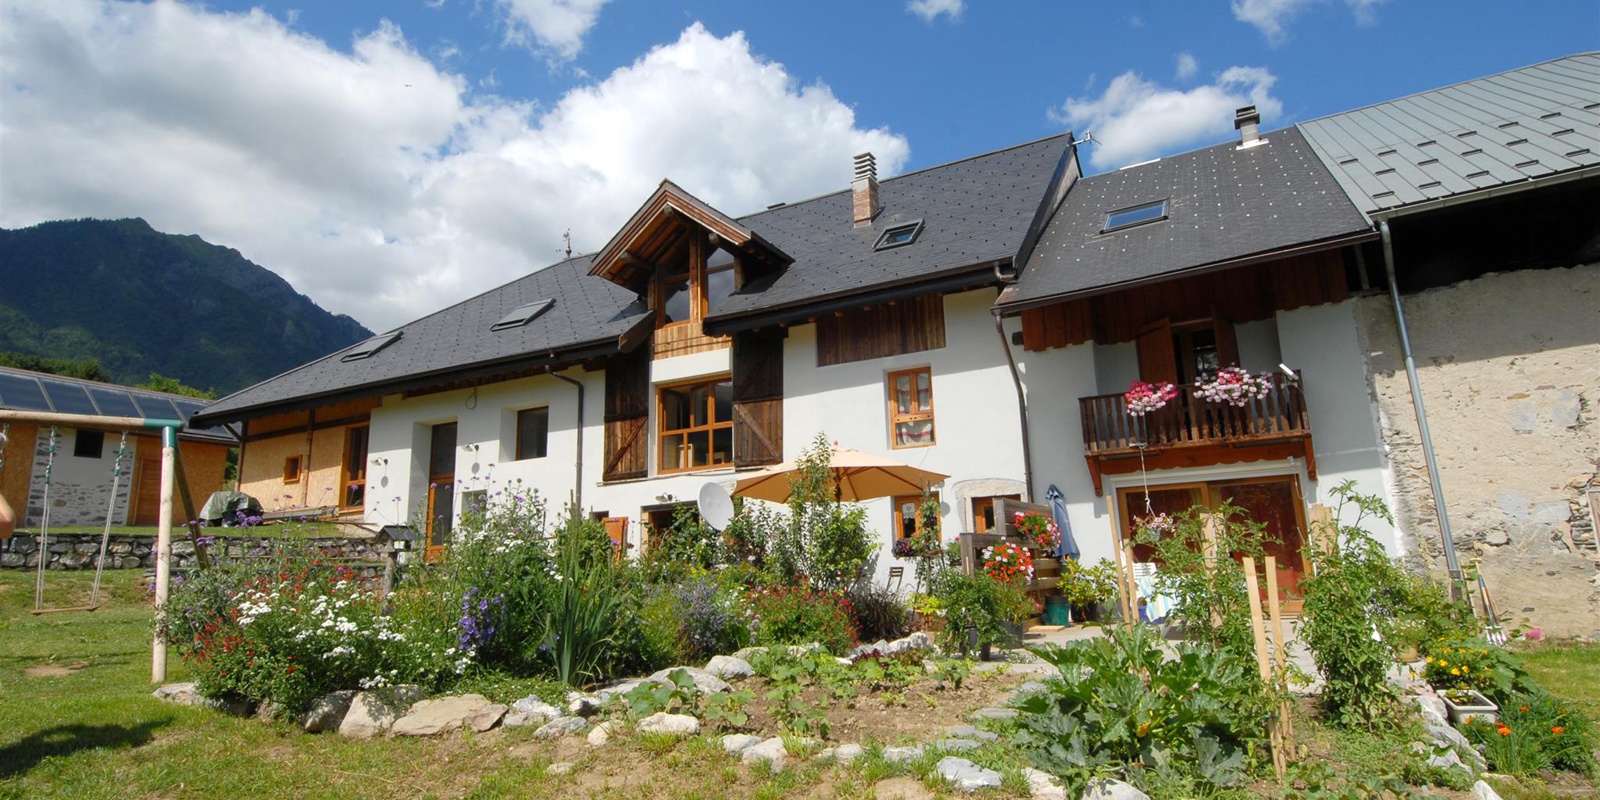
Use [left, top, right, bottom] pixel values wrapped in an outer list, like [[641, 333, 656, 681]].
[[430, 481, 454, 545], [916, 371, 931, 411], [898, 499, 917, 538], [895, 420, 935, 447], [712, 426, 732, 465], [660, 432, 686, 471], [344, 482, 366, 508], [686, 430, 710, 468], [706, 262, 736, 313], [346, 427, 369, 481], [895, 374, 911, 413], [517, 408, 548, 460], [429, 423, 457, 477], [713, 381, 732, 423], [662, 388, 690, 431], [662, 278, 690, 323]]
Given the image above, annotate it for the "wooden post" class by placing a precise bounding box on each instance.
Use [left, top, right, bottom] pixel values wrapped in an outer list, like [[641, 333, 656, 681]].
[[1306, 503, 1335, 569], [1265, 555, 1295, 748], [1243, 556, 1285, 779], [152, 426, 177, 683]]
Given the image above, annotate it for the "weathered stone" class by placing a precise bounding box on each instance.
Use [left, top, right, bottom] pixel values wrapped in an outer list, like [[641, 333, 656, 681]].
[[722, 733, 763, 754], [566, 691, 602, 717], [730, 646, 767, 663], [946, 725, 999, 742], [300, 690, 355, 733], [637, 712, 700, 736], [1081, 777, 1150, 800], [969, 707, 1017, 721], [594, 678, 651, 702], [936, 756, 1002, 792], [704, 655, 754, 680], [547, 762, 575, 776], [533, 715, 589, 739], [886, 632, 936, 655], [816, 742, 865, 764], [586, 721, 614, 746], [152, 682, 252, 716], [742, 737, 788, 770], [338, 685, 425, 739], [392, 694, 492, 737], [1023, 767, 1067, 800], [470, 703, 507, 732], [647, 666, 731, 695], [882, 744, 924, 763], [1471, 780, 1504, 800], [934, 738, 982, 752], [510, 695, 562, 724]]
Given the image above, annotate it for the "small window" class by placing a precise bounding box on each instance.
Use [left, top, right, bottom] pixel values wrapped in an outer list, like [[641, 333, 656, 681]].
[[893, 493, 940, 541], [874, 220, 924, 250], [888, 367, 935, 448], [516, 407, 549, 460], [1103, 200, 1168, 232], [341, 426, 369, 509], [283, 455, 303, 484], [491, 298, 555, 332], [74, 429, 105, 459], [340, 331, 402, 362]]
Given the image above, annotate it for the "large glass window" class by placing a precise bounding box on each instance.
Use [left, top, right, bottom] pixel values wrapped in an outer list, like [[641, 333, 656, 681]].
[[658, 377, 733, 473], [657, 242, 738, 324], [888, 367, 935, 448]]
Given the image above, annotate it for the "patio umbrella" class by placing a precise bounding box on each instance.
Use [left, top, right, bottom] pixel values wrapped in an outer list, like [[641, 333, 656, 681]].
[[1046, 484, 1080, 561], [732, 445, 949, 503]]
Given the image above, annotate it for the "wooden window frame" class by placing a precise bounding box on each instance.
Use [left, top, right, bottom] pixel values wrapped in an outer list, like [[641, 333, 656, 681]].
[[971, 494, 1022, 534], [887, 366, 936, 449], [515, 407, 550, 461], [892, 493, 940, 541], [339, 425, 369, 511], [656, 375, 734, 475], [283, 455, 303, 484], [655, 235, 739, 330]]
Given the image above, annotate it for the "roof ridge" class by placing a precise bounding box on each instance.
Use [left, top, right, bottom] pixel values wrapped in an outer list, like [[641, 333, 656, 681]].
[[1301, 51, 1600, 126]]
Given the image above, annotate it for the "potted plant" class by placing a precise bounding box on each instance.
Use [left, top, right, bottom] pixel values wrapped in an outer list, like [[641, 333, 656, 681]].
[[1392, 617, 1426, 663], [1124, 380, 1179, 416], [1441, 688, 1499, 725], [910, 593, 947, 634], [1056, 558, 1118, 623], [933, 570, 1031, 660]]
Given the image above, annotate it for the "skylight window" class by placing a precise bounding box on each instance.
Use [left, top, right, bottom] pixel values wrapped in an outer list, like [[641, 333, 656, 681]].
[[340, 331, 402, 362], [874, 220, 924, 250], [490, 298, 555, 332], [1103, 200, 1169, 232]]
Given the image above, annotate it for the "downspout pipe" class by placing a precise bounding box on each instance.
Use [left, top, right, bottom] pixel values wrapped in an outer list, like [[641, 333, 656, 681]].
[[993, 311, 1035, 503], [549, 369, 585, 514], [1379, 219, 1461, 580]]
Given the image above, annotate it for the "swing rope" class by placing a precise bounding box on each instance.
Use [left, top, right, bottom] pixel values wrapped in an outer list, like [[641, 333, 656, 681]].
[[32, 426, 126, 615], [33, 427, 57, 611], [89, 431, 130, 608]]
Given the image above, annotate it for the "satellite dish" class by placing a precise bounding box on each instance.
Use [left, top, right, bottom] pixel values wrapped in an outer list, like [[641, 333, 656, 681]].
[[698, 482, 735, 532]]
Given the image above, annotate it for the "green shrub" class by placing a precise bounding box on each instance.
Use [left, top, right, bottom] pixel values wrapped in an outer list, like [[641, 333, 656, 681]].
[[1013, 624, 1271, 796], [746, 583, 857, 654], [770, 432, 879, 591], [931, 569, 1032, 653], [845, 585, 909, 643]]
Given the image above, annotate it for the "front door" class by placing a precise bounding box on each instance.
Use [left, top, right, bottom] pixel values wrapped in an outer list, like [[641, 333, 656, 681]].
[[424, 423, 457, 563]]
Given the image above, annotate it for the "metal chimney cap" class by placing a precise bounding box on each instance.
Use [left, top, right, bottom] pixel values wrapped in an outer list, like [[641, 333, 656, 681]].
[[1234, 106, 1261, 130]]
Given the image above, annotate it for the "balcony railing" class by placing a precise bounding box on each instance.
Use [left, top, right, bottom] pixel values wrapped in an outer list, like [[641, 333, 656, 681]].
[[1078, 373, 1313, 492]]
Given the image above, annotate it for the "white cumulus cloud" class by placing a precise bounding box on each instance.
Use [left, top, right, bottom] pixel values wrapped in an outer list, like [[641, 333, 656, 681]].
[[1051, 66, 1282, 171], [496, 0, 611, 60], [907, 0, 963, 23], [1232, 0, 1385, 43], [0, 2, 909, 332], [1175, 52, 1198, 81]]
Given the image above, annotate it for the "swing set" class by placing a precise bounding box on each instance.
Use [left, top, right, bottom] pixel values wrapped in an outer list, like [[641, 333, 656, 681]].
[[0, 408, 186, 681]]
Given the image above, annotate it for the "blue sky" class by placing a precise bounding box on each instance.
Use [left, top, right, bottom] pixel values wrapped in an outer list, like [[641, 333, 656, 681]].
[[2, 0, 1595, 330]]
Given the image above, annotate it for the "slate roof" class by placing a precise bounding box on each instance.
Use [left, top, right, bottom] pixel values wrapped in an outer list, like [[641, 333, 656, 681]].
[[193, 255, 649, 425], [710, 134, 1072, 324], [0, 366, 234, 443], [194, 135, 1072, 424], [996, 126, 1371, 310], [1298, 52, 1600, 216]]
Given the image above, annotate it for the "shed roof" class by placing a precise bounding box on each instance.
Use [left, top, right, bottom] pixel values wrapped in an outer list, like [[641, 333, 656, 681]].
[[1297, 52, 1600, 216], [996, 126, 1371, 311], [0, 366, 234, 443]]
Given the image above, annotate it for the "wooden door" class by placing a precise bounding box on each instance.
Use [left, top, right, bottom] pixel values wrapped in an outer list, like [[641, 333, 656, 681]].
[[1216, 477, 1308, 612], [602, 516, 628, 560], [424, 423, 457, 563], [1135, 319, 1178, 385], [131, 450, 162, 526], [1116, 484, 1204, 562]]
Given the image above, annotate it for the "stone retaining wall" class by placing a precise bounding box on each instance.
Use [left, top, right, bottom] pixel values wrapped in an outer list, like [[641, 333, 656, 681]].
[[1, 531, 394, 572]]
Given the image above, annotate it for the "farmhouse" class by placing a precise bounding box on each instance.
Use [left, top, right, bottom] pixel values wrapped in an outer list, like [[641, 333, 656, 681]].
[[192, 53, 1599, 633]]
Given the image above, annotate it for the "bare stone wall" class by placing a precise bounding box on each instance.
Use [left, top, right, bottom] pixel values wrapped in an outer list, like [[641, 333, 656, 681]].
[[1, 531, 393, 574], [1356, 263, 1599, 639]]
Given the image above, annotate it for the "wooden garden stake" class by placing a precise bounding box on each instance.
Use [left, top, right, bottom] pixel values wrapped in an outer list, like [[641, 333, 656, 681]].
[[1243, 556, 1285, 779], [1264, 556, 1295, 747]]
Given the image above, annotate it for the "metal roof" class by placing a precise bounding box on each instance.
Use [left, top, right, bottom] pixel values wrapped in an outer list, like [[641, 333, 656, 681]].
[[997, 127, 1371, 310], [0, 366, 234, 443], [1298, 52, 1600, 216]]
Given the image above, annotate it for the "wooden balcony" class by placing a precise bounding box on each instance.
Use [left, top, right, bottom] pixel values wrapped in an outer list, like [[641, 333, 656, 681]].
[[1078, 373, 1314, 494]]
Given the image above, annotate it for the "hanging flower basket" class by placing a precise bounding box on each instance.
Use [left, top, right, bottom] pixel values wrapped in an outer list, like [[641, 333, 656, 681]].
[[1124, 381, 1179, 416], [1193, 366, 1273, 407], [982, 541, 1034, 584]]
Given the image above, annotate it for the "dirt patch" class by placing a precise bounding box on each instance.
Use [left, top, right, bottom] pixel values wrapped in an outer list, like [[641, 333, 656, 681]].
[[872, 776, 936, 800], [24, 661, 87, 677], [727, 668, 1027, 746]]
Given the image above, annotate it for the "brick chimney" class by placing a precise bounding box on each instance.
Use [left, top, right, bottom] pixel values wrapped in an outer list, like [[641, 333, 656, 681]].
[[852, 152, 881, 226], [1235, 105, 1264, 149]]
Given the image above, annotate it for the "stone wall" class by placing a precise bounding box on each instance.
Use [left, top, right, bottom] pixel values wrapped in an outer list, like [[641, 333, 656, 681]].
[[1356, 263, 1599, 639], [1, 531, 395, 574]]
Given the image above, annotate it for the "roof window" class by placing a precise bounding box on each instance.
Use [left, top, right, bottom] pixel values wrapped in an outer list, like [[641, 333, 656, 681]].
[[340, 331, 402, 362], [1103, 200, 1168, 233], [874, 220, 924, 250], [490, 298, 555, 331]]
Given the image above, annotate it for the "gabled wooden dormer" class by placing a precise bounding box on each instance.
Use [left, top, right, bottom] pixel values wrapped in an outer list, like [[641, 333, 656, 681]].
[[589, 181, 789, 359]]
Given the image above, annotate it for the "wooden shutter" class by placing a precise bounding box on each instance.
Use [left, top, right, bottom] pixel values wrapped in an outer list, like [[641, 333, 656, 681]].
[[816, 294, 946, 367], [603, 347, 650, 482], [732, 328, 784, 466], [1135, 319, 1178, 384], [1212, 316, 1240, 369]]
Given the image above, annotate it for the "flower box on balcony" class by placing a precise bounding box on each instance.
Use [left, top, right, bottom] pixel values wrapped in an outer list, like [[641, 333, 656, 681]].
[[1441, 689, 1498, 725]]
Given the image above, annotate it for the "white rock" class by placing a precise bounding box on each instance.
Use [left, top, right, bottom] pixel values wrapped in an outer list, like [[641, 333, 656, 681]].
[[722, 734, 763, 754], [819, 743, 865, 764], [936, 757, 1002, 792], [883, 744, 924, 763], [742, 737, 788, 770], [338, 686, 426, 739], [511, 695, 562, 723], [594, 678, 651, 701], [704, 655, 754, 680], [470, 703, 507, 732], [969, 707, 1017, 721], [301, 690, 356, 733], [1022, 768, 1067, 800], [533, 715, 589, 739], [1081, 777, 1151, 800], [587, 721, 614, 746], [1471, 780, 1504, 800], [547, 762, 575, 776], [647, 666, 731, 695], [392, 694, 491, 737], [935, 738, 982, 752], [152, 682, 252, 716], [637, 712, 700, 736], [566, 691, 602, 717]]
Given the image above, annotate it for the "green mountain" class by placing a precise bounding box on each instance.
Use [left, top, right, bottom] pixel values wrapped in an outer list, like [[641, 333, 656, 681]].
[[0, 218, 372, 395]]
